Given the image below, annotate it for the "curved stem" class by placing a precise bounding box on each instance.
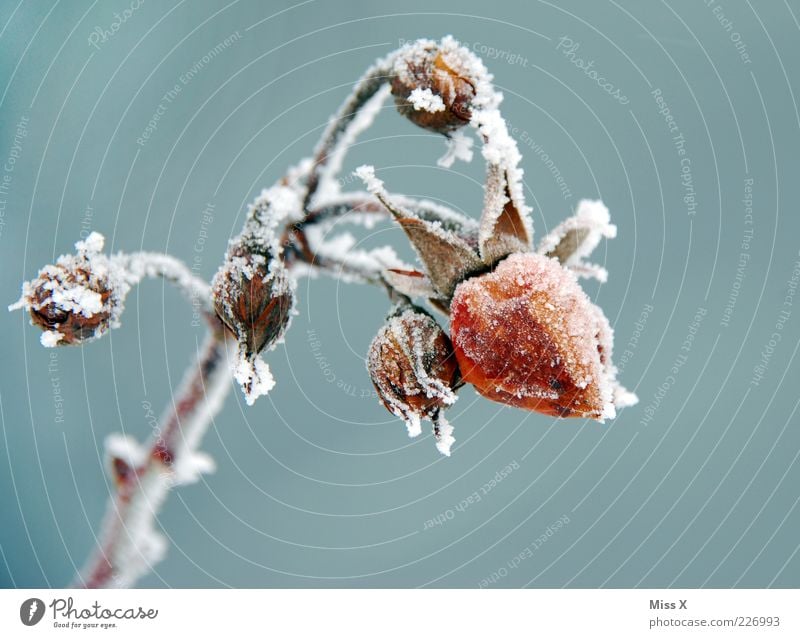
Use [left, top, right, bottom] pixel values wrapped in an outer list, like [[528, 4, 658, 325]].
[[302, 60, 394, 208], [120, 251, 214, 316]]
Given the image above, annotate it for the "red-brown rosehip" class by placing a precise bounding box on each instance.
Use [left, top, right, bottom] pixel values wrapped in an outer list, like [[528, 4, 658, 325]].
[[450, 252, 618, 420]]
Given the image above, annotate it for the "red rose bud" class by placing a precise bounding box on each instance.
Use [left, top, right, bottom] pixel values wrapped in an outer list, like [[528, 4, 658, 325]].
[[211, 247, 293, 357], [10, 232, 127, 347], [450, 252, 623, 421], [391, 37, 477, 134], [367, 306, 460, 445]]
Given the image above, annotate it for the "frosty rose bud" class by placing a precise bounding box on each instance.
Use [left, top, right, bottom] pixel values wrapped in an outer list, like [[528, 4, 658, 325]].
[[211, 248, 293, 357], [391, 40, 476, 134], [450, 252, 617, 420], [10, 232, 124, 347], [367, 306, 459, 436]]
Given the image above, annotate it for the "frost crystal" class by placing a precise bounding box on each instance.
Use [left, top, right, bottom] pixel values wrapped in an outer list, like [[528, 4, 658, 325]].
[[437, 130, 474, 168], [40, 330, 64, 348], [233, 350, 276, 406], [434, 414, 455, 456], [408, 87, 446, 112], [105, 433, 147, 470]]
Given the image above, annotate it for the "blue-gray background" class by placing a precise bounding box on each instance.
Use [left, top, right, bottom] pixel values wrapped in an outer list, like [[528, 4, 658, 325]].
[[1, 0, 798, 588]]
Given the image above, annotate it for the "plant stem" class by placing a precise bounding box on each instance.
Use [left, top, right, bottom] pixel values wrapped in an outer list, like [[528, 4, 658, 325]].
[[74, 323, 232, 588], [302, 62, 393, 209]]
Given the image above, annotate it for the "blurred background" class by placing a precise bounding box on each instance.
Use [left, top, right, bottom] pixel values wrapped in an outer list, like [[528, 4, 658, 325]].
[[1, 0, 799, 588]]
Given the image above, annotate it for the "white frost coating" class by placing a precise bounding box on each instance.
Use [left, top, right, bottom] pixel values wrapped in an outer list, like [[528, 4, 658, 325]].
[[354, 164, 384, 195], [233, 351, 275, 406], [173, 450, 216, 485], [438, 130, 474, 168], [614, 385, 639, 409], [105, 433, 147, 470], [76, 231, 105, 254], [405, 413, 422, 438], [568, 262, 609, 283], [40, 330, 64, 347], [314, 85, 392, 204], [408, 87, 445, 112], [304, 222, 409, 284], [434, 414, 455, 456], [537, 199, 616, 277]]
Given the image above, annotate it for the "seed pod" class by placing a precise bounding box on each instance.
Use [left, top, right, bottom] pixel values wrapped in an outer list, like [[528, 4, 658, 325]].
[[450, 252, 623, 421], [10, 232, 125, 347], [367, 305, 459, 450], [211, 245, 293, 358], [391, 38, 477, 134]]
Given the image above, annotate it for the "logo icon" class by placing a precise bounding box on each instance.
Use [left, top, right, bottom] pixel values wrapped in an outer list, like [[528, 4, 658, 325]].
[[20, 598, 45, 626]]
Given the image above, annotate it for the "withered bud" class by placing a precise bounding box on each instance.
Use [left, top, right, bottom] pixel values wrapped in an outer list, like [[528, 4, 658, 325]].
[[391, 38, 477, 134], [367, 305, 460, 448], [450, 253, 625, 421], [9, 232, 127, 347], [212, 245, 294, 358]]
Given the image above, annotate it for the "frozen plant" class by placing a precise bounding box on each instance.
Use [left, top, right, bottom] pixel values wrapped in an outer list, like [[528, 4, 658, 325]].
[[10, 36, 636, 588]]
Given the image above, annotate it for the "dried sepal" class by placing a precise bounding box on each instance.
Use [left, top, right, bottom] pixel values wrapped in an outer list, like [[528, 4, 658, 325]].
[[382, 268, 439, 300], [391, 37, 478, 134], [478, 164, 532, 265], [367, 304, 460, 454], [356, 165, 483, 299], [9, 232, 130, 347], [450, 252, 634, 421], [537, 199, 617, 282]]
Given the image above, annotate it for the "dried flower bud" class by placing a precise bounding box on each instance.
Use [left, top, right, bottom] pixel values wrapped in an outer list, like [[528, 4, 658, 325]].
[[9, 232, 127, 347], [367, 305, 460, 453], [450, 252, 630, 421], [211, 247, 293, 358], [391, 38, 477, 134]]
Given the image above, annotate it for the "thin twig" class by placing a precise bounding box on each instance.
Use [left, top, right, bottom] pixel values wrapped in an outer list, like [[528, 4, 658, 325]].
[[75, 324, 232, 588]]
